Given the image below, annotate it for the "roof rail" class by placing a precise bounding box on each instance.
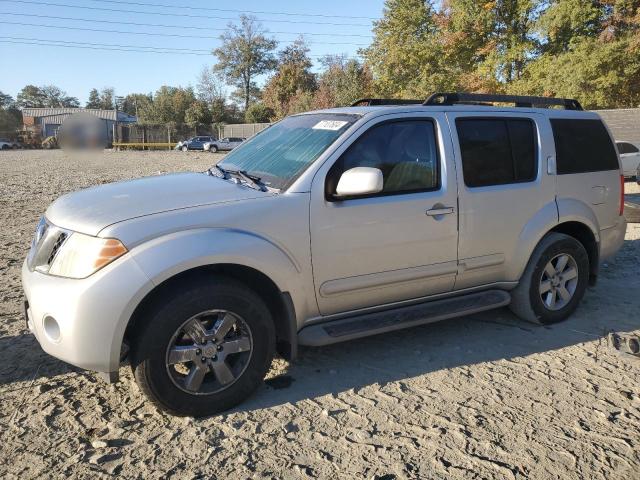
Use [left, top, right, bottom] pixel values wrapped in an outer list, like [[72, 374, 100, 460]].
[[423, 92, 583, 111], [351, 98, 424, 107]]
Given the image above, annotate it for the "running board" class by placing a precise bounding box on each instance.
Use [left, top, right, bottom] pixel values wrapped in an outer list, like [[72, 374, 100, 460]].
[[298, 290, 511, 347]]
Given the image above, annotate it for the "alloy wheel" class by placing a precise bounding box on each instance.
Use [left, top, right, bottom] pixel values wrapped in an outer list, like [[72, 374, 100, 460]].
[[539, 253, 579, 311], [165, 309, 253, 395]]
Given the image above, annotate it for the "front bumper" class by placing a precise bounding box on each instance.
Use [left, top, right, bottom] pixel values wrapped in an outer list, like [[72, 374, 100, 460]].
[[21, 254, 153, 374]]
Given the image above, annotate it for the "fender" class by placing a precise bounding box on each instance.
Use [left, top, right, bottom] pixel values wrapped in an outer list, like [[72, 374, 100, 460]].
[[555, 197, 601, 242], [508, 198, 600, 281], [129, 227, 302, 293], [106, 228, 306, 372], [507, 200, 559, 280]]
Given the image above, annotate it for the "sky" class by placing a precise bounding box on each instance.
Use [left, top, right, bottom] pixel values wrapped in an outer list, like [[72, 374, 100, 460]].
[[0, 0, 386, 104]]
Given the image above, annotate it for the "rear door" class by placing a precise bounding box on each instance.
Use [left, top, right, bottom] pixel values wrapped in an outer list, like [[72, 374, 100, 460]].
[[446, 112, 557, 289]]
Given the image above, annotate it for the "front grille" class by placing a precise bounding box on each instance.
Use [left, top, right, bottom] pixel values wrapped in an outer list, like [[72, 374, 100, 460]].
[[47, 232, 68, 265], [27, 218, 70, 273]]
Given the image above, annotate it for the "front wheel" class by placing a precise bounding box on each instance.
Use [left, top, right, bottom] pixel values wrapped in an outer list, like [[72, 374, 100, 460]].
[[210, 145, 218, 153], [181, 145, 189, 152], [131, 276, 275, 417], [510, 232, 590, 325]]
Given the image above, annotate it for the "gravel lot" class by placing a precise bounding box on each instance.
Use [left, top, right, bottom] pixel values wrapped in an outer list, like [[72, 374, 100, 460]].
[[0, 150, 639, 479]]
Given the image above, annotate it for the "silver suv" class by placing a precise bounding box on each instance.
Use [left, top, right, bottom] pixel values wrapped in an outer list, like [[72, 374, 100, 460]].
[[22, 93, 626, 417]]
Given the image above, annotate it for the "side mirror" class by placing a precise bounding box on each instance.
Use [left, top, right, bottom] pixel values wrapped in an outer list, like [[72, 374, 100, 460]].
[[335, 167, 384, 198]]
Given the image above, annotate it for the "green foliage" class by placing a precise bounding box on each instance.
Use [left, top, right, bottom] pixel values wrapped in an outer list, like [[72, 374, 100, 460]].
[[138, 86, 197, 125], [245, 103, 275, 123], [213, 15, 277, 111], [314, 55, 374, 108], [16, 85, 46, 108], [364, 0, 640, 107], [86, 88, 101, 109], [119, 93, 153, 117], [185, 101, 213, 127], [263, 37, 317, 118]]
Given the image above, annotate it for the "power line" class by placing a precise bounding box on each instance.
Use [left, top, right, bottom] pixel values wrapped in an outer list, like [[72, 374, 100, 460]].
[[0, 21, 370, 46], [0, 12, 373, 38], [0, 0, 374, 27], [86, 0, 378, 20], [0, 36, 364, 58]]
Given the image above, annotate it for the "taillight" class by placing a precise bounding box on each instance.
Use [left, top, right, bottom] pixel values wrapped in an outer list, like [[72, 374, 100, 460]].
[[619, 175, 625, 216]]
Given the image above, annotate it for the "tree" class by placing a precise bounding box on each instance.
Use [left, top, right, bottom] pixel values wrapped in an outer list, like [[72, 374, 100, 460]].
[[364, 0, 456, 97], [0, 91, 14, 109], [0, 91, 20, 133], [213, 15, 277, 111], [16, 85, 46, 108], [196, 66, 227, 123], [244, 102, 275, 123], [185, 101, 213, 127], [263, 37, 317, 119], [138, 86, 197, 124], [313, 55, 374, 108], [86, 88, 101, 109], [510, 0, 640, 108], [120, 93, 153, 117], [99, 87, 115, 110], [40, 85, 80, 107]]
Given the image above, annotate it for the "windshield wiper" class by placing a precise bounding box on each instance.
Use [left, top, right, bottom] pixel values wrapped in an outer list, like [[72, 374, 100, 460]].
[[209, 165, 269, 192]]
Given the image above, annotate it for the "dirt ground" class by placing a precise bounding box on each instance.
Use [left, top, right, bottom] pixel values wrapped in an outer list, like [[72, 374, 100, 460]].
[[0, 150, 639, 480]]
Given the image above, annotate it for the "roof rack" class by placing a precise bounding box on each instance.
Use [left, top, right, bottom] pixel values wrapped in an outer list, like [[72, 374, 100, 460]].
[[351, 98, 424, 107], [423, 92, 583, 111]]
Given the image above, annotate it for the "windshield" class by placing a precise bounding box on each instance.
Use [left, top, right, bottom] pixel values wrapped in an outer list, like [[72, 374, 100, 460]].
[[217, 113, 360, 190]]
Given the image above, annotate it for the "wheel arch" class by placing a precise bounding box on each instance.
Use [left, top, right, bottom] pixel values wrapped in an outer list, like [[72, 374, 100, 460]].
[[123, 264, 298, 362], [548, 221, 599, 285]]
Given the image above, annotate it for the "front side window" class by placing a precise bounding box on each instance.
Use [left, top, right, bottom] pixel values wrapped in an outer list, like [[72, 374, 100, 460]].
[[218, 113, 359, 190], [327, 119, 440, 198], [456, 118, 537, 188], [551, 119, 618, 174]]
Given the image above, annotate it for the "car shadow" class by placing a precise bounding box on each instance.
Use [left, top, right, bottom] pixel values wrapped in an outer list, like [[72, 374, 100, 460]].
[[1, 239, 638, 415]]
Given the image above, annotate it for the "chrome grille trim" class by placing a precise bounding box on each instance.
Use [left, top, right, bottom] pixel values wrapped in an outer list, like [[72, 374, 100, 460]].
[[27, 217, 71, 273]]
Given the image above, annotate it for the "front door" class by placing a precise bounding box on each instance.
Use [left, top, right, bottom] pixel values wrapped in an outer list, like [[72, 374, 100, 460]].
[[310, 113, 459, 316]]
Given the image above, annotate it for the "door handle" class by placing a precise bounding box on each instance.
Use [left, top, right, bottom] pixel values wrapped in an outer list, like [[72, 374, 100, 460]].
[[426, 206, 455, 216]]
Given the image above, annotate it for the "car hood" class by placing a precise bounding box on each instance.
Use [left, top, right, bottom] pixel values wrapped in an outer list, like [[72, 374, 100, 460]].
[[46, 172, 270, 236]]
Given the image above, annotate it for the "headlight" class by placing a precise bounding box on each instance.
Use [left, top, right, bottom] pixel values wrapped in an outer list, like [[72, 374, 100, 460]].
[[48, 233, 128, 279]]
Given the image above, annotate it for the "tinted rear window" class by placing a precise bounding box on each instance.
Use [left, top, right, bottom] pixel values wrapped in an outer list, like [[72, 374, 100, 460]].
[[551, 119, 618, 174], [456, 118, 537, 187]]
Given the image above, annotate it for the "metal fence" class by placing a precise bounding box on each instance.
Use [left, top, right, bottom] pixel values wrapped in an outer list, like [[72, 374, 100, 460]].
[[221, 123, 271, 139], [113, 124, 219, 149]]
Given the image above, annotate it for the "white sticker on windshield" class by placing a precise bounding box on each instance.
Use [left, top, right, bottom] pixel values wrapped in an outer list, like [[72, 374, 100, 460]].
[[312, 120, 348, 131]]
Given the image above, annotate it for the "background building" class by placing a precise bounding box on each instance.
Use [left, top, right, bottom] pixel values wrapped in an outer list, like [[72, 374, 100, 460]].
[[21, 108, 137, 141]]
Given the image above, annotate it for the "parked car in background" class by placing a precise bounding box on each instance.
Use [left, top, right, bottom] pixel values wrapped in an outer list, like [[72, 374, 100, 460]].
[[204, 137, 245, 153], [616, 141, 640, 178], [175, 136, 216, 152], [0, 138, 21, 149], [21, 93, 626, 417]]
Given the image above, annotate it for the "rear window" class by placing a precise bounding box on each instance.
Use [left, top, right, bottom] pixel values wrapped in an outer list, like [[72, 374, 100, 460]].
[[551, 119, 619, 174], [456, 118, 537, 187]]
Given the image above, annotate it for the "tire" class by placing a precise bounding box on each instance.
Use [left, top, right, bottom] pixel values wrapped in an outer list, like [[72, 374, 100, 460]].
[[130, 275, 275, 417], [181, 145, 189, 152], [210, 145, 218, 153], [509, 232, 589, 325]]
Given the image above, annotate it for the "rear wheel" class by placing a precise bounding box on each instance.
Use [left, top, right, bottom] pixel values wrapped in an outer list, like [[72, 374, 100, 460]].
[[510, 233, 589, 325], [131, 276, 275, 417]]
